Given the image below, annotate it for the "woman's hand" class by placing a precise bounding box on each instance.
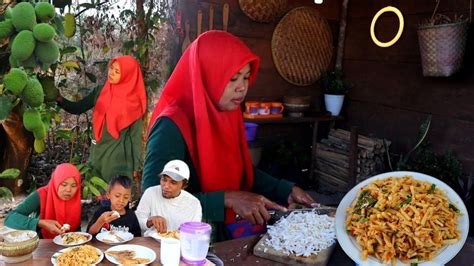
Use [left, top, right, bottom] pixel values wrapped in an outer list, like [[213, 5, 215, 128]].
[[38, 219, 62, 235], [287, 186, 316, 206], [225, 191, 287, 225], [147, 216, 167, 233]]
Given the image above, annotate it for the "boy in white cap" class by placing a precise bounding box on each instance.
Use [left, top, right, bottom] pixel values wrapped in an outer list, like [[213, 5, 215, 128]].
[[135, 159, 202, 234]]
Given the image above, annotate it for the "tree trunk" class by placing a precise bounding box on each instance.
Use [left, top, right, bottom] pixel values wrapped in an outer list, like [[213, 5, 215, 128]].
[[0, 105, 34, 194]]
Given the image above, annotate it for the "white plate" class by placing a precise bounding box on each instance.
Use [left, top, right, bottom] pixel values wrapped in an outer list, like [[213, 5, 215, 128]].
[[335, 171, 469, 266], [53, 232, 92, 247], [105, 244, 156, 265], [51, 246, 104, 265], [96, 231, 134, 245]]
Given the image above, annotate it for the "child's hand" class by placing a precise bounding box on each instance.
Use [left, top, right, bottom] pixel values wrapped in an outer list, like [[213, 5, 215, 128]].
[[99, 211, 120, 225], [147, 216, 167, 233]]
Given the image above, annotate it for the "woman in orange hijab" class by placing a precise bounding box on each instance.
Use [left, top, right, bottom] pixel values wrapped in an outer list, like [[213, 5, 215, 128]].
[[57, 55, 147, 181], [142, 31, 315, 241], [5, 163, 81, 239]]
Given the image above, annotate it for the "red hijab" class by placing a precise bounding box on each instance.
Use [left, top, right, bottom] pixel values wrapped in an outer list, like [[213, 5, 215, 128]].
[[93, 55, 147, 142], [149, 30, 260, 198], [37, 163, 81, 239]]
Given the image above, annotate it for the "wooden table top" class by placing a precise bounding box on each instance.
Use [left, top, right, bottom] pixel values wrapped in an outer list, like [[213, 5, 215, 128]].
[[5, 235, 474, 265]]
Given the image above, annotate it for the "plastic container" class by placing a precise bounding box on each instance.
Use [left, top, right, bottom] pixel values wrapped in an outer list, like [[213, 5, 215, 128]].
[[179, 222, 212, 265], [244, 122, 258, 141]]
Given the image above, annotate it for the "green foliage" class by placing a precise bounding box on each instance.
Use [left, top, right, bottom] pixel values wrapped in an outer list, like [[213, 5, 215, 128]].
[[0, 187, 14, 201], [321, 69, 350, 95], [22, 78, 44, 107], [35, 2, 56, 22], [39, 76, 58, 102], [0, 95, 18, 121], [11, 30, 36, 61], [0, 19, 14, 39], [22, 108, 42, 131], [390, 115, 467, 200], [0, 168, 20, 179], [4, 68, 27, 95], [77, 164, 107, 199], [33, 23, 55, 42], [11, 2, 36, 31], [35, 40, 59, 64]]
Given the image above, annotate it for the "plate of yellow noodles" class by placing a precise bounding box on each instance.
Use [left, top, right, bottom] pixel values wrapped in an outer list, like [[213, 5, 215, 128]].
[[335, 171, 469, 266]]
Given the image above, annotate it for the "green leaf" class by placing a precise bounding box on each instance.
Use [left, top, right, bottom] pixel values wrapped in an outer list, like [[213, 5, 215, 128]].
[[90, 176, 108, 191], [0, 95, 17, 121], [82, 185, 90, 199], [0, 187, 14, 200], [79, 3, 96, 9], [89, 185, 101, 196], [0, 168, 20, 179], [85, 72, 97, 83], [427, 184, 436, 194], [61, 46, 78, 56]]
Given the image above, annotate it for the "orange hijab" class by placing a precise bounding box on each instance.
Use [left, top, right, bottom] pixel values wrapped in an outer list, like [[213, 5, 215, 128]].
[[149, 31, 260, 203], [37, 163, 81, 239], [93, 55, 147, 142]]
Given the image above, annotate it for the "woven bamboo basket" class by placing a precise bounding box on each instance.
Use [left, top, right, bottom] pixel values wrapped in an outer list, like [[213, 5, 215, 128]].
[[0, 230, 39, 257], [272, 7, 333, 86], [238, 0, 288, 23], [417, 20, 469, 77]]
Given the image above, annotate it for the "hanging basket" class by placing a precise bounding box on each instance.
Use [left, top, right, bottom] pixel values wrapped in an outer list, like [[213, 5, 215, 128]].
[[238, 0, 288, 23], [417, 20, 469, 77]]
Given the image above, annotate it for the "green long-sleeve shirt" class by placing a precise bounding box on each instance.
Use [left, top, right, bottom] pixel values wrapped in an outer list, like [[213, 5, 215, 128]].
[[60, 86, 143, 181], [142, 117, 294, 223], [4, 191, 80, 238], [4, 192, 41, 236]]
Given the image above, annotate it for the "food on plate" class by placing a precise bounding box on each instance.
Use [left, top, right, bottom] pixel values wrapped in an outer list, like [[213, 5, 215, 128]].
[[265, 211, 336, 257], [62, 232, 88, 245], [60, 224, 70, 232], [102, 231, 125, 243], [2, 230, 35, 243], [111, 210, 120, 218], [105, 250, 150, 264], [56, 244, 100, 266], [158, 230, 180, 240], [345, 175, 461, 264]]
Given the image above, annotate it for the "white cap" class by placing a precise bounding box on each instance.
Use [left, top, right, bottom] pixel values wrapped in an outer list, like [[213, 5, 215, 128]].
[[159, 160, 190, 181]]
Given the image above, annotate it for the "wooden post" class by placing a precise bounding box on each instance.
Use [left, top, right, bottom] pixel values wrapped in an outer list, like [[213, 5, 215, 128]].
[[309, 121, 319, 184], [348, 126, 358, 189], [335, 0, 350, 70]]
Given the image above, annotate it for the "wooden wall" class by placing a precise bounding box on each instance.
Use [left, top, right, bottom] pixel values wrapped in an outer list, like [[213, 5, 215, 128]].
[[342, 0, 474, 173], [178, 0, 340, 106], [179, 0, 474, 174]]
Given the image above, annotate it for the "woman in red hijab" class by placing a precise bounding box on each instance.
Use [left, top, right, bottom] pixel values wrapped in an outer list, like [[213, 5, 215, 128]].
[[142, 31, 315, 241], [5, 163, 81, 239], [57, 55, 147, 181]]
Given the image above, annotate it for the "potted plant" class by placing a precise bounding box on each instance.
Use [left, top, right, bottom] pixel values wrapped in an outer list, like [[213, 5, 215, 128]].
[[321, 69, 349, 116]]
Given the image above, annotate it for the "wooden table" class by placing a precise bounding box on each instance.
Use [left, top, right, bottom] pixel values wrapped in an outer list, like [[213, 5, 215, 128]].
[[17, 235, 474, 265]]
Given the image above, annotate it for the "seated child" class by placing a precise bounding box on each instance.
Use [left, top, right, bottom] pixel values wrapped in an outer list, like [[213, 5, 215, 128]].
[[5, 163, 81, 239], [87, 175, 141, 236], [136, 160, 202, 234]]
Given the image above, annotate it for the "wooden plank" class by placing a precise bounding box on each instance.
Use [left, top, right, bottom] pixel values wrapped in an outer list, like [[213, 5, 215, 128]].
[[253, 234, 335, 265]]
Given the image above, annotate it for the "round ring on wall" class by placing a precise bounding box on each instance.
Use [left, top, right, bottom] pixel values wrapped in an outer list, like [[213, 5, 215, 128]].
[[370, 6, 404, 48]]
